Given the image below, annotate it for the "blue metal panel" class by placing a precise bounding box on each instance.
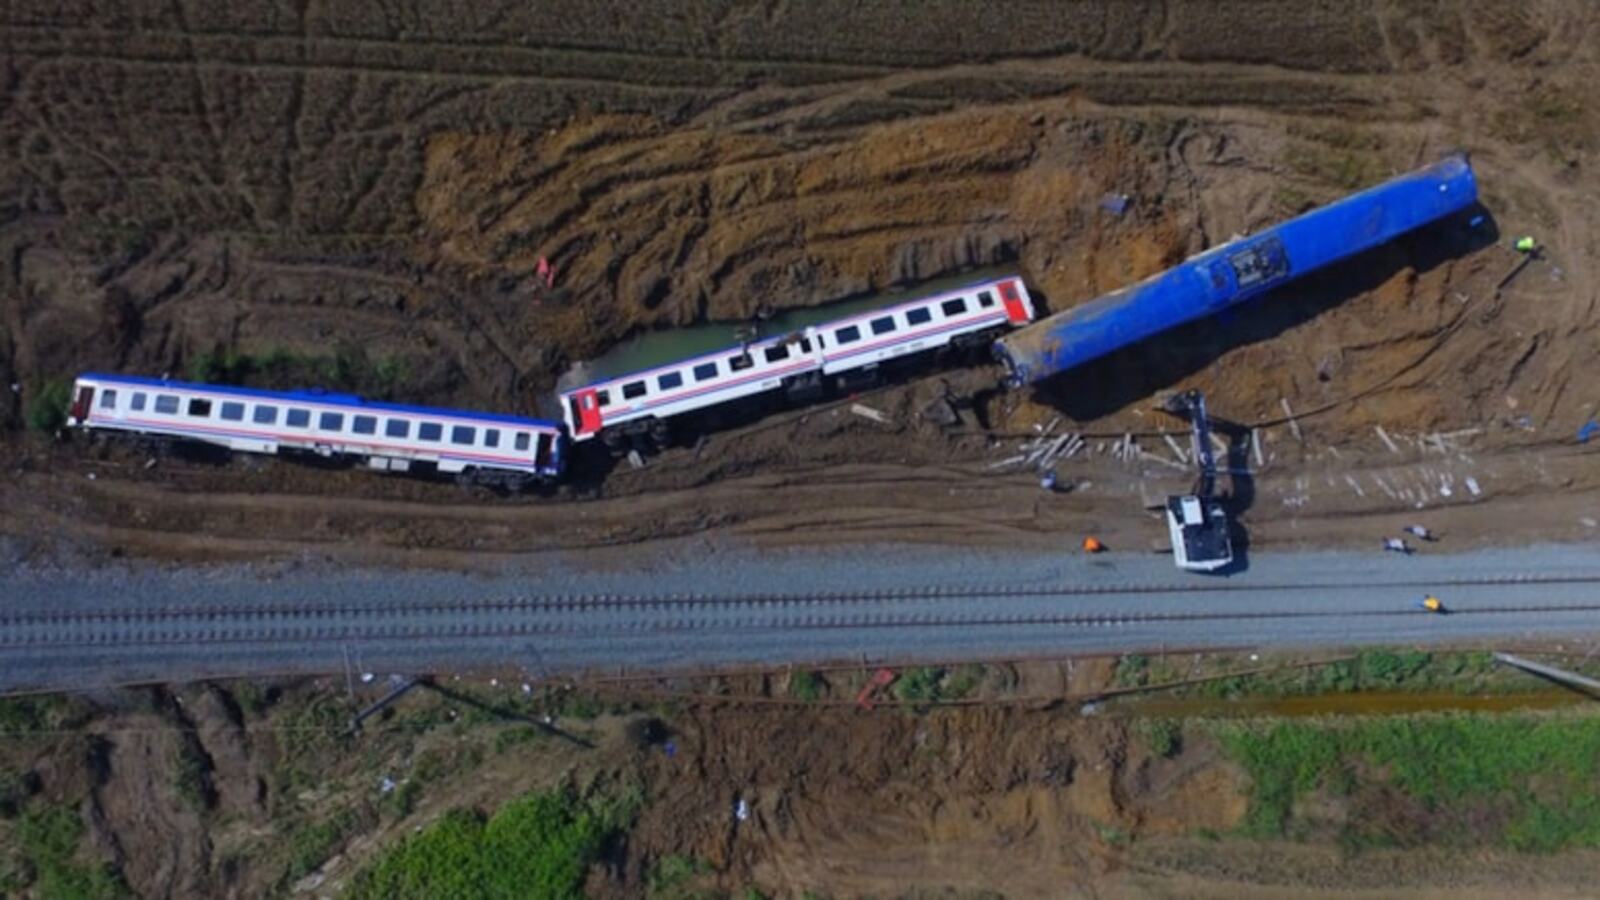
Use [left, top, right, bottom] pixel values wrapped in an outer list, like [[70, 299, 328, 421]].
[[994, 155, 1478, 387]]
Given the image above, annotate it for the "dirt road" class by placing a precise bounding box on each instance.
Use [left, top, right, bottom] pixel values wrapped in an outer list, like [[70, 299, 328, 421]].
[[2, 1, 1599, 568]]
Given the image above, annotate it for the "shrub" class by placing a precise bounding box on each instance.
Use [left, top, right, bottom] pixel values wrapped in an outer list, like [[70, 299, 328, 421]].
[[893, 667, 942, 703], [787, 671, 822, 702], [26, 380, 71, 433], [346, 787, 624, 900]]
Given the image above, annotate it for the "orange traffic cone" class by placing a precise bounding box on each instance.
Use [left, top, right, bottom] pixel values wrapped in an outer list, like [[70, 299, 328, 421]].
[[1082, 536, 1105, 553]]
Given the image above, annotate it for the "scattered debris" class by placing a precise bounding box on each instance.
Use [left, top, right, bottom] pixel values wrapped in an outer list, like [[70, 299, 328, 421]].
[[1099, 193, 1130, 216], [1343, 474, 1365, 497], [855, 668, 897, 710], [1382, 537, 1414, 555], [1465, 477, 1481, 497], [360, 672, 375, 683], [1280, 398, 1303, 443], [1375, 425, 1400, 454], [627, 449, 645, 470], [1403, 524, 1437, 541], [143, 457, 158, 469], [1582, 517, 1598, 529], [850, 403, 890, 425], [1251, 429, 1264, 468], [1040, 471, 1059, 492], [734, 797, 750, 822], [1162, 433, 1189, 465], [987, 454, 1027, 470], [379, 776, 397, 795], [1579, 420, 1598, 444]]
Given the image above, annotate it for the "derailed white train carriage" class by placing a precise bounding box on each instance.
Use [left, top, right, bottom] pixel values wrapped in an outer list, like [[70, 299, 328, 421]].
[[558, 275, 1036, 451], [66, 372, 566, 487]]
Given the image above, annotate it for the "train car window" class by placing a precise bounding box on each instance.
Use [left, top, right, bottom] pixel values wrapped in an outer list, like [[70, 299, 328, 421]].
[[941, 298, 967, 316], [799, 337, 813, 353], [155, 395, 180, 414], [220, 402, 245, 421], [353, 415, 377, 435], [870, 316, 896, 335], [286, 408, 310, 427], [594, 389, 611, 407], [906, 307, 932, 325], [253, 405, 278, 424], [658, 371, 683, 391], [484, 429, 500, 448], [450, 425, 475, 445], [131, 392, 147, 412], [764, 344, 790, 363], [621, 381, 646, 400], [99, 390, 118, 409], [835, 325, 861, 344], [515, 432, 531, 451], [977, 290, 995, 308], [385, 418, 409, 438], [319, 412, 344, 431], [188, 398, 212, 417], [693, 362, 718, 382], [729, 353, 753, 371], [419, 422, 442, 441]]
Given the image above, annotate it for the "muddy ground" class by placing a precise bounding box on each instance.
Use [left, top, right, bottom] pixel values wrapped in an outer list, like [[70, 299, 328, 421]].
[[2, 1, 1599, 567], [8, 652, 1600, 899], [4, 4, 1600, 897]]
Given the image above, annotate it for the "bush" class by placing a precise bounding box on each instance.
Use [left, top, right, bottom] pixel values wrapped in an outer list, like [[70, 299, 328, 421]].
[[14, 806, 126, 899], [941, 665, 985, 700], [1138, 719, 1180, 758], [26, 380, 71, 433], [787, 671, 822, 702], [283, 809, 360, 886], [893, 667, 942, 703], [346, 787, 625, 900]]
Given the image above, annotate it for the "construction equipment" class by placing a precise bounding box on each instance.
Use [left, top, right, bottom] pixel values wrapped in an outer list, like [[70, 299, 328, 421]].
[[1417, 595, 1445, 614], [1160, 391, 1233, 572], [855, 668, 897, 710]]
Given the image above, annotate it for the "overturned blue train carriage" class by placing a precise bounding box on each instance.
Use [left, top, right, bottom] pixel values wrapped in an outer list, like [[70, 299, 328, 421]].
[[994, 154, 1479, 387]]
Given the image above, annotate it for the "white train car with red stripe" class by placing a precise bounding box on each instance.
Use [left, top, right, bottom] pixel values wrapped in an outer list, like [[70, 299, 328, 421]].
[[558, 275, 1036, 451], [66, 373, 566, 487]]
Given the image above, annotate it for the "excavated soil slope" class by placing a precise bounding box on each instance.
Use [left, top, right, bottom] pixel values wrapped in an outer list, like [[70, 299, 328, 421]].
[[2, 1, 1598, 564]]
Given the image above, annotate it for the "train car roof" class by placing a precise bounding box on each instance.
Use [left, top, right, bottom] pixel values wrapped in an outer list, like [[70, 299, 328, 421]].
[[76, 372, 561, 429], [560, 273, 1024, 394]]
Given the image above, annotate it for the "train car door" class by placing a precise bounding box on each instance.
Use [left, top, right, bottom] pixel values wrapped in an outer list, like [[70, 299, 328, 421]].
[[568, 388, 603, 437], [999, 280, 1030, 324]]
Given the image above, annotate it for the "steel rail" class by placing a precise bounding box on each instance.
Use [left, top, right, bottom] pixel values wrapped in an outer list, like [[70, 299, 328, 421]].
[[8, 571, 1600, 625], [8, 602, 1600, 649]]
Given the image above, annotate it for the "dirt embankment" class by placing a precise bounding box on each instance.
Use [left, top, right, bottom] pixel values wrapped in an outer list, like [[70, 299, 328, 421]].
[[2, 1, 1599, 562]]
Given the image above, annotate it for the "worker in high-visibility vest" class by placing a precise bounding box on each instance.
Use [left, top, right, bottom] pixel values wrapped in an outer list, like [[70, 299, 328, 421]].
[[1515, 236, 1537, 253], [1418, 595, 1444, 613]]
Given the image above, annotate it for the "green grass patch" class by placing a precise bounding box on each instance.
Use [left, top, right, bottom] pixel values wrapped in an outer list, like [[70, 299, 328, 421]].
[[941, 664, 985, 700], [283, 808, 365, 888], [786, 671, 822, 703], [13, 805, 127, 899], [1217, 713, 1600, 851], [892, 667, 942, 703], [184, 344, 411, 399], [345, 786, 636, 900], [1136, 718, 1180, 758], [1112, 654, 1149, 688], [647, 854, 710, 897]]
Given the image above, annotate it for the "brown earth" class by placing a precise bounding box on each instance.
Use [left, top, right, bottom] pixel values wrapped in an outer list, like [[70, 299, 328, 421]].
[[4, 7, 1600, 895], [4, 1, 1600, 567], [10, 663, 1600, 899]]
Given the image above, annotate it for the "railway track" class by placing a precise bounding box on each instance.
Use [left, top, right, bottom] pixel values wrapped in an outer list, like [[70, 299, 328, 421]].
[[9, 574, 1600, 649]]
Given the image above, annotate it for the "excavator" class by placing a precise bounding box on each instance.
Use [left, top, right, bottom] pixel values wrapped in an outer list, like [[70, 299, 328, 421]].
[[1160, 390, 1234, 572]]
